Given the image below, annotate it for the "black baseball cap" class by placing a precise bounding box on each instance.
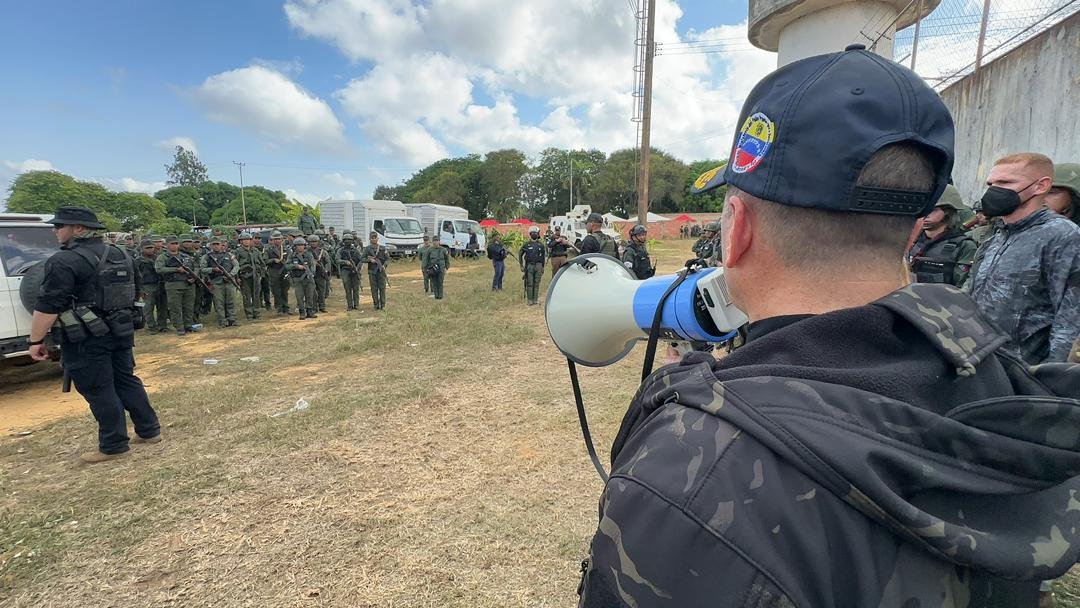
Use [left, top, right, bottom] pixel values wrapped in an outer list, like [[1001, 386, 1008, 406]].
[[691, 45, 954, 216]]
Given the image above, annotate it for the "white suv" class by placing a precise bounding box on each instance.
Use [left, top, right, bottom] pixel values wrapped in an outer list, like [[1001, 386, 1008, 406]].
[[0, 213, 56, 361]]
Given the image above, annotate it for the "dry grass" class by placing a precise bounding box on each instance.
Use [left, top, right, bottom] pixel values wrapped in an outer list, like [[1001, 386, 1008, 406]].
[[2, 241, 1078, 607]]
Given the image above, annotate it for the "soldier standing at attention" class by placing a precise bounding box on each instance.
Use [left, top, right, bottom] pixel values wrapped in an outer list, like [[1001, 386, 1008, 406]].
[[265, 231, 291, 315], [547, 226, 571, 276], [234, 232, 264, 320], [199, 237, 240, 328], [577, 213, 617, 256], [308, 235, 332, 313], [286, 237, 318, 319], [338, 233, 363, 310], [518, 226, 546, 305], [155, 235, 198, 335], [179, 235, 204, 324], [135, 239, 167, 333], [419, 235, 431, 294], [298, 207, 318, 235], [422, 240, 450, 300], [906, 185, 977, 287], [28, 206, 161, 463], [362, 232, 390, 310], [486, 234, 508, 291], [621, 224, 655, 280]]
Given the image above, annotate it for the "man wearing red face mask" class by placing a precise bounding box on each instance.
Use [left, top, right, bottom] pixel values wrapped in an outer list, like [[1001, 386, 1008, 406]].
[[906, 185, 977, 287], [967, 152, 1080, 363]]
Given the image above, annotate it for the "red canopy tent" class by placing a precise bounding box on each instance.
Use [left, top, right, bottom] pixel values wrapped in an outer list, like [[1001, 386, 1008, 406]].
[[673, 213, 695, 222], [510, 218, 535, 225], [479, 218, 499, 227]]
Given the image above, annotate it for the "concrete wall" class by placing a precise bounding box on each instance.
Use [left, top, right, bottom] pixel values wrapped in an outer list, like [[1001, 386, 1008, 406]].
[[940, 11, 1080, 205]]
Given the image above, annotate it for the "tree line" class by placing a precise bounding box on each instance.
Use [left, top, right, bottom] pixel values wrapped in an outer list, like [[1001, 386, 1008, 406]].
[[3, 145, 729, 231], [375, 147, 728, 221]]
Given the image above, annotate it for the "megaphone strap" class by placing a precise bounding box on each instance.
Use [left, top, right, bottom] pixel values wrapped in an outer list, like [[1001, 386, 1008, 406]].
[[568, 359, 609, 483]]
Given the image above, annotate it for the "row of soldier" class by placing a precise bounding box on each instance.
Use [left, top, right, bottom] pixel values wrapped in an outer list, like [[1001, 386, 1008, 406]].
[[130, 229, 390, 335]]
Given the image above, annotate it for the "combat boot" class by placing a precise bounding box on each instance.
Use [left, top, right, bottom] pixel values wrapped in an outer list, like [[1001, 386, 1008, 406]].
[[80, 450, 127, 463]]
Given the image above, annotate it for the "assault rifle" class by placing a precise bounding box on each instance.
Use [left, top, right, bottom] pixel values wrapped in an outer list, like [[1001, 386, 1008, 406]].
[[168, 254, 214, 293], [207, 254, 243, 290]]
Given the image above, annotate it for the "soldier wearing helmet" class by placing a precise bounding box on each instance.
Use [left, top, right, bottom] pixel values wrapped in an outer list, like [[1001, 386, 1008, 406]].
[[234, 231, 265, 320], [285, 237, 318, 319], [906, 185, 977, 287], [518, 226, 546, 305], [692, 221, 719, 264], [621, 224, 654, 280]]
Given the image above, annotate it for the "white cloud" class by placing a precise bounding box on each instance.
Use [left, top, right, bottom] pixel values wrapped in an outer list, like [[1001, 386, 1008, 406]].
[[284, 188, 328, 205], [291, 0, 776, 165], [3, 158, 55, 173], [192, 65, 348, 153], [323, 172, 357, 187], [97, 177, 168, 194], [340, 190, 357, 199], [155, 136, 199, 155]]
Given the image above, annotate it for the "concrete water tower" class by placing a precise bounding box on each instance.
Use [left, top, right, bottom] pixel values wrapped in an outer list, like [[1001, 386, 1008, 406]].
[[748, 0, 940, 65]]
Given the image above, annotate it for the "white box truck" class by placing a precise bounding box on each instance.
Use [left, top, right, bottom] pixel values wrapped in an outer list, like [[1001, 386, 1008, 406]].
[[318, 199, 424, 257], [405, 203, 485, 256]]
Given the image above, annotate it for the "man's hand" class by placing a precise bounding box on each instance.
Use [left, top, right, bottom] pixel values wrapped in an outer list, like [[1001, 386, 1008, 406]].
[[29, 344, 49, 361], [298, 264, 306, 270]]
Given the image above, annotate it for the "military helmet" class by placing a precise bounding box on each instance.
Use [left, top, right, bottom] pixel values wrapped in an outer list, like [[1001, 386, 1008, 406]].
[[238, 231, 253, 240], [293, 237, 307, 246], [629, 224, 647, 237], [586, 212, 604, 224], [529, 226, 540, 234], [1053, 163, 1080, 200], [165, 235, 179, 244], [704, 222, 719, 233], [342, 233, 355, 241], [270, 230, 283, 239], [308, 235, 321, 243], [554, 226, 562, 232], [934, 184, 966, 212]]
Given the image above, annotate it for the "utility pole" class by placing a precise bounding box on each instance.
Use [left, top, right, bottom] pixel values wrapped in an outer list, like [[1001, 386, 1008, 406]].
[[636, 0, 657, 227], [568, 151, 573, 214], [233, 161, 248, 225], [195, 197, 204, 226], [910, 0, 923, 70]]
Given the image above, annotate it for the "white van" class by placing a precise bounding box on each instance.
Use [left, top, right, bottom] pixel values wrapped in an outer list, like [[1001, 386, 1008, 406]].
[[404, 203, 485, 256], [0, 213, 59, 361], [318, 199, 424, 257], [549, 205, 621, 248]]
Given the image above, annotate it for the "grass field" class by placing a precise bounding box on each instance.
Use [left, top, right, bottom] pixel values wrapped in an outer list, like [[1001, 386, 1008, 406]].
[[1, 240, 1077, 607]]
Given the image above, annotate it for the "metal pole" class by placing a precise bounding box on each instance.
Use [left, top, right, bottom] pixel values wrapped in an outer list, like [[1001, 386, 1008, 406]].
[[910, 0, 923, 70], [194, 197, 202, 226], [636, 0, 657, 227], [568, 152, 573, 214], [974, 0, 992, 72], [234, 161, 248, 225]]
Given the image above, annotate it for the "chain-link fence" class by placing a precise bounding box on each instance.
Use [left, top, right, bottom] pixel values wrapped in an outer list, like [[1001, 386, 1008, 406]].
[[892, 0, 1079, 89]]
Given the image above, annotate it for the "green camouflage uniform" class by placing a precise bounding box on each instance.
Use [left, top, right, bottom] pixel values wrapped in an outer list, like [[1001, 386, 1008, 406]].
[[337, 238, 364, 310], [135, 247, 167, 332], [155, 247, 197, 332], [234, 242, 265, 319], [198, 247, 240, 327], [361, 242, 389, 310], [264, 239, 291, 314], [285, 245, 318, 319], [421, 243, 450, 299], [309, 243, 332, 313], [518, 236, 546, 305]]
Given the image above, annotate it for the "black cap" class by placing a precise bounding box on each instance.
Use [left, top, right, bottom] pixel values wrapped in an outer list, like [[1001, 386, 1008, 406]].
[[46, 206, 104, 229], [586, 213, 603, 224], [691, 48, 954, 216]]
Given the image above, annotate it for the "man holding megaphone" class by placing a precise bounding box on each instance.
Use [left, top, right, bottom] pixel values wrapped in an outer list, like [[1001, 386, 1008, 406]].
[[573, 46, 1080, 607]]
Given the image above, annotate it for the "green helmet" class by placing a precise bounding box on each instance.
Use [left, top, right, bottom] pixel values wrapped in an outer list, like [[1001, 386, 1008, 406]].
[[270, 230, 283, 239], [238, 231, 254, 240], [208, 237, 224, 246], [293, 237, 307, 246], [342, 234, 355, 242], [308, 235, 321, 243], [935, 184, 966, 212], [704, 222, 719, 233], [1053, 163, 1080, 201]]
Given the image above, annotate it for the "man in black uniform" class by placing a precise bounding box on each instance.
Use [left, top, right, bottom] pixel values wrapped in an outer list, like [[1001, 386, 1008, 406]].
[[486, 233, 508, 290], [518, 226, 546, 305], [578, 47, 1079, 607], [905, 185, 977, 287], [577, 213, 617, 256], [28, 206, 161, 463], [620, 224, 654, 280]]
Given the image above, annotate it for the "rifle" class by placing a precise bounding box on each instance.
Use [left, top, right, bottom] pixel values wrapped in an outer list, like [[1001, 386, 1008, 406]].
[[207, 253, 243, 290], [168, 254, 214, 293], [367, 249, 391, 286]]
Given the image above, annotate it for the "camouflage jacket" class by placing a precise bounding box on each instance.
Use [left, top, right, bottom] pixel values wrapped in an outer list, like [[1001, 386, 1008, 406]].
[[421, 244, 450, 270], [580, 283, 1080, 608], [360, 244, 389, 275], [309, 247, 332, 278], [906, 228, 977, 288], [692, 236, 716, 262], [967, 208, 1080, 363], [233, 246, 265, 280], [337, 245, 364, 274], [197, 251, 239, 284]]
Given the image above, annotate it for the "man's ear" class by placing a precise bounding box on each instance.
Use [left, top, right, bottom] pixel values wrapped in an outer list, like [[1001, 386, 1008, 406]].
[[723, 194, 753, 268]]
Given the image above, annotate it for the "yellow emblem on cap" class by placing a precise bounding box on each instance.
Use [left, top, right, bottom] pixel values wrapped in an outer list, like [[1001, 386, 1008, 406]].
[[694, 166, 722, 191]]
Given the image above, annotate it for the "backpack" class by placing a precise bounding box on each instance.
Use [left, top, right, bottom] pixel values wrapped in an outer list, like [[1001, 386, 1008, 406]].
[[74, 244, 137, 312]]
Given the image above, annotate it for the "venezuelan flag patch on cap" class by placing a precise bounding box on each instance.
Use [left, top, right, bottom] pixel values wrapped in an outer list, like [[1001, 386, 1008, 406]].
[[731, 112, 775, 174]]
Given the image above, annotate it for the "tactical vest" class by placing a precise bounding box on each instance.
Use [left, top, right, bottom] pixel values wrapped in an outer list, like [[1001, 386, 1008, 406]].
[[236, 248, 260, 277], [205, 252, 236, 280], [522, 241, 545, 264], [287, 253, 312, 279], [340, 247, 363, 273], [597, 233, 617, 257], [910, 234, 974, 286], [71, 243, 136, 313], [625, 243, 653, 280], [162, 251, 193, 282], [136, 256, 159, 285]]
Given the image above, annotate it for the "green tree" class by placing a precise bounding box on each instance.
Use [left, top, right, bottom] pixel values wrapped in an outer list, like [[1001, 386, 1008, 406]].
[[401, 155, 484, 218], [372, 184, 405, 200], [414, 171, 469, 207], [210, 186, 290, 225], [154, 186, 207, 224], [521, 148, 605, 220], [589, 148, 690, 218], [6, 170, 163, 230], [164, 146, 209, 187], [478, 149, 528, 220], [282, 199, 321, 227], [147, 217, 191, 236], [109, 192, 167, 230]]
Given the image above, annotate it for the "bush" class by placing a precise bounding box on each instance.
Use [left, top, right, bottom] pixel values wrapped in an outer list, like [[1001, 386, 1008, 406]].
[[500, 230, 525, 251]]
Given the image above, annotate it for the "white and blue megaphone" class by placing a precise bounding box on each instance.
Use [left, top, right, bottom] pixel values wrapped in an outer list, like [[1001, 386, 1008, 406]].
[[544, 254, 750, 367]]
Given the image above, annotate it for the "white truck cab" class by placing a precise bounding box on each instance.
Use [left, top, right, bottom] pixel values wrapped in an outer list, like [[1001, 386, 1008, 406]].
[[404, 203, 485, 256], [0, 213, 58, 360], [318, 199, 424, 257]]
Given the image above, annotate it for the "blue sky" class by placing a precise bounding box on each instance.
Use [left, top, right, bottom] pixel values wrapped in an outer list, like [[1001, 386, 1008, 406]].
[[0, 0, 771, 208]]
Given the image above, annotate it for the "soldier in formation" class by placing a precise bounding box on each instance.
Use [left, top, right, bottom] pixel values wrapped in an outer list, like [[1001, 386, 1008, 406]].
[[338, 233, 364, 310], [419, 235, 431, 294], [286, 237, 318, 319], [422, 240, 450, 300], [234, 232, 265, 320], [362, 232, 390, 310], [691, 222, 719, 263], [906, 185, 977, 287], [519, 226, 546, 306], [155, 235, 199, 335], [199, 237, 240, 327], [308, 235, 332, 313], [265, 230, 291, 315], [621, 224, 655, 280], [136, 238, 168, 333]]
